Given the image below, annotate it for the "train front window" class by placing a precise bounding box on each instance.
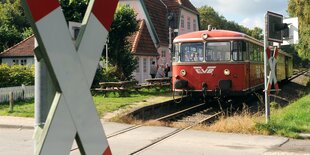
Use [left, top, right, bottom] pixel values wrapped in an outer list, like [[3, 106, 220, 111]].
[[173, 43, 180, 62], [205, 42, 230, 61], [180, 42, 204, 62]]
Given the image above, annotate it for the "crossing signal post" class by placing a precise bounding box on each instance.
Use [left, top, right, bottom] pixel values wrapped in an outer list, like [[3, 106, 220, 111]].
[[264, 11, 288, 123]]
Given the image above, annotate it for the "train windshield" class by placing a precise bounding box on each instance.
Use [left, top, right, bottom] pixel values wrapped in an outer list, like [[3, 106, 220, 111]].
[[174, 42, 231, 62], [205, 42, 231, 61], [179, 42, 204, 62]]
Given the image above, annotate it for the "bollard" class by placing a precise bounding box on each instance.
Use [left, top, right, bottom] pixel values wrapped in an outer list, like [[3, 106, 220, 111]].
[[22, 84, 25, 100], [9, 92, 14, 112]]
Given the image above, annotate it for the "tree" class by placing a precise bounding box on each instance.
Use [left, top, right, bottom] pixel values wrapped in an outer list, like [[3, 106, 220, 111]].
[[0, 0, 31, 52], [60, 0, 89, 22], [197, 5, 263, 40], [288, 0, 310, 62], [0, 0, 89, 53], [198, 6, 223, 30], [106, 5, 138, 81]]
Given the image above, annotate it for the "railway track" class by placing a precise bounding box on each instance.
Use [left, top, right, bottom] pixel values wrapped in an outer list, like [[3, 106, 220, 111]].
[[106, 102, 208, 138], [289, 69, 308, 81], [71, 100, 221, 152], [106, 101, 222, 155], [129, 111, 221, 155]]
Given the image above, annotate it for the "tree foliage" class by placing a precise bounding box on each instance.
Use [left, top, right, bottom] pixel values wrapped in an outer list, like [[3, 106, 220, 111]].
[[288, 0, 310, 62], [197, 5, 263, 40], [106, 5, 138, 81], [59, 2, 139, 81], [60, 0, 89, 22], [0, 64, 34, 87], [0, 0, 31, 52]]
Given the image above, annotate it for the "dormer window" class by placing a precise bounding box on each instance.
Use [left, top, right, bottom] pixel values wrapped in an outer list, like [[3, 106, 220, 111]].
[[181, 15, 184, 28]]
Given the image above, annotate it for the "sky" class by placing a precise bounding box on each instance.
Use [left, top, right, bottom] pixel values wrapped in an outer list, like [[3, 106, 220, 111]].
[[189, 0, 289, 29]]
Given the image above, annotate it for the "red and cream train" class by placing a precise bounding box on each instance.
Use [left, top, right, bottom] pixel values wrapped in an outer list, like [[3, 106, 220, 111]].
[[172, 30, 293, 97]]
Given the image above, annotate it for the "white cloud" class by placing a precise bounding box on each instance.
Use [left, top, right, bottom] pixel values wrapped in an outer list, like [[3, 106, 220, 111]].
[[190, 0, 288, 29], [241, 17, 264, 29]]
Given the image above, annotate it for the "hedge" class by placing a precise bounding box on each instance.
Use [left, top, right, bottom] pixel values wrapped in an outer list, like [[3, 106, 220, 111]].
[[0, 64, 34, 87]]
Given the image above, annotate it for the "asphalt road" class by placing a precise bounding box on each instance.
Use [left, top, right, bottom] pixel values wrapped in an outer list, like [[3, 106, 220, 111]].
[[2, 121, 309, 155]]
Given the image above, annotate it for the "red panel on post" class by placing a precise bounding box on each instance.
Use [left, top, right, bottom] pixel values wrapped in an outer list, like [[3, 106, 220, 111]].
[[102, 146, 112, 155], [92, 0, 118, 30], [26, 0, 60, 22]]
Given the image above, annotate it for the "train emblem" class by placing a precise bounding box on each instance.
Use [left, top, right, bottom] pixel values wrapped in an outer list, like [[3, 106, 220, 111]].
[[194, 66, 216, 74]]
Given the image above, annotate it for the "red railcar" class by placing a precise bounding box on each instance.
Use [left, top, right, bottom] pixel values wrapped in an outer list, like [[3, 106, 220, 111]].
[[172, 30, 293, 97]]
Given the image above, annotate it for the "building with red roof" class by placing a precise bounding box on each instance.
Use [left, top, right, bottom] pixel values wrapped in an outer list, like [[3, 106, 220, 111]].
[[0, 35, 35, 66], [120, 0, 200, 83]]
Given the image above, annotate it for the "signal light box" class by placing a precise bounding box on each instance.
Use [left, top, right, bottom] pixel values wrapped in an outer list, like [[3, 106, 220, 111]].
[[266, 11, 283, 43]]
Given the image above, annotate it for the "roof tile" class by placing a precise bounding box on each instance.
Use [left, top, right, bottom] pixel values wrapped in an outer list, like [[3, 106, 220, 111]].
[[128, 20, 159, 56], [0, 35, 35, 57]]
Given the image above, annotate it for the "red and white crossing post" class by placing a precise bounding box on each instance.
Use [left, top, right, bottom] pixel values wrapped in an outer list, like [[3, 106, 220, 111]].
[[22, 0, 118, 154], [264, 11, 286, 123]]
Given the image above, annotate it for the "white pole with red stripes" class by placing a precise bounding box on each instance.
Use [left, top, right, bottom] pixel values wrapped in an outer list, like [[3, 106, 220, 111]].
[[22, 0, 118, 154], [264, 13, 270, 123]]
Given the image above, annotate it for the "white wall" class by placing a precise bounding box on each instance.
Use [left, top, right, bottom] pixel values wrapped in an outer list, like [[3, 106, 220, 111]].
[[157, 46, 170, 67], [282, 17, 299, 45], [1, 57, 34, 66], [178, 9, 199, 35], [133, 56, 157, 83], [119, 0, 158, 47]]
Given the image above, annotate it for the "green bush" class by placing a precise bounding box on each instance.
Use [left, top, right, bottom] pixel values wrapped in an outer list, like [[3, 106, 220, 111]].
[[91, 64, 119, 88], [0, 64, 34, 87]]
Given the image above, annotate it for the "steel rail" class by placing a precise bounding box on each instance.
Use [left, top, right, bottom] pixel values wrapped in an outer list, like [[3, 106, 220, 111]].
[[129, 112, 222, 155]]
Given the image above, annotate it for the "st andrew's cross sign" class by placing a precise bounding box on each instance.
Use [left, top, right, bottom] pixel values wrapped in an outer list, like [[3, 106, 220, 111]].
[[266, 47, 280, 95], [22, 0, 118, 154]]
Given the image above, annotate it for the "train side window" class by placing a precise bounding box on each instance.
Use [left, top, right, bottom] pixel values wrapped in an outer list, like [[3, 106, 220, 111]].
[[259, 46, 262, 62], [243, 42, 248, 60], [254, 45, 258, 62], [232, 41, 242, 61], [249, 43, 254, 61], [258, 46, 261, 62], [261, 47, 265, 62]]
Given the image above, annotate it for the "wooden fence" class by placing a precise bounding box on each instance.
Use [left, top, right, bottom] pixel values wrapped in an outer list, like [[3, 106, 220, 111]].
[[0, 85, 34, 103]]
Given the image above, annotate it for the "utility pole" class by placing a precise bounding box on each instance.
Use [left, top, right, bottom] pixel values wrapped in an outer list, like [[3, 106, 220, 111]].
[[264, 13, 270, 123], [34, 39, 55, 149], [106, 37, 109, 71]]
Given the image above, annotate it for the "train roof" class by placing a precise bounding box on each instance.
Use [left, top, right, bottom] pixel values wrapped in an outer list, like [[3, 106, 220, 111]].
[[174, 30, 263, 46]]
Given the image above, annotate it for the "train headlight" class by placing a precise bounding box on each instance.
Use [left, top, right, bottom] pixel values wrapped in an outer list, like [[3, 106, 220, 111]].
[[202, 33, 208, 40], [180, 69, 187, 77], [224, 69, 230, 76]]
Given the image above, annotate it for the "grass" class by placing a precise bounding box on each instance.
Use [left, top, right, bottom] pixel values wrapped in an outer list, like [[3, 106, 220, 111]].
[[94, 88, 172, 117], [0, 99, 34, 117], [196, 113, 260, 134], [256, 93, 310, 138], [0, 88, 172, 118]]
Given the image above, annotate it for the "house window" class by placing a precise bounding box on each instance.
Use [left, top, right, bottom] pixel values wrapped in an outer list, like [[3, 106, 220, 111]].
[[73, 27, 80, 40], [180, 15, 184, 28], [143, 58, 147, 73], [187, 17, 191, 30], [161, 50, 166, 58], [13, 59, 19, 65], [21, 59, 27, 65], [136, 57, 140, 73], [193, 19, 197, 31]]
